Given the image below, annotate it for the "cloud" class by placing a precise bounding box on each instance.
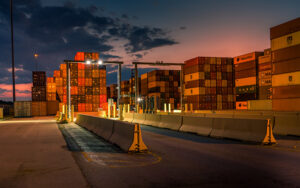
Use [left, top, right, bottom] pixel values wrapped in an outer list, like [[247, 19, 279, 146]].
[[0, 83, 32, 99], [179, 26, 187, 30]]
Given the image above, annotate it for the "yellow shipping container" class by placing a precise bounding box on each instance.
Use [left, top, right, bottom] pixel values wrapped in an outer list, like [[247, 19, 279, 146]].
[[272, 71, 300, 87], [184, 87, 205, 96], [227, 65, 232, 72], [235, 77, 256, 87], [209, 57, 216, 64], [258, 55, 271, 64], [247, 100, 272, 110], [271, 31, 300, 51], [222, 80, 227, 87], [184, 72, 204, 82]]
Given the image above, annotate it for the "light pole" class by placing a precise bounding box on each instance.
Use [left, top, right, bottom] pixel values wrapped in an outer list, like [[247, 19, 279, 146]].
[[10, 0, 16, 102], [63, 59, 123, 120]]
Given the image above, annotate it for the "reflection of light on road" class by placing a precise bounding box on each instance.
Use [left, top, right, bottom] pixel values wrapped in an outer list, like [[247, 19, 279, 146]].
[[0, 120, 56, 124]]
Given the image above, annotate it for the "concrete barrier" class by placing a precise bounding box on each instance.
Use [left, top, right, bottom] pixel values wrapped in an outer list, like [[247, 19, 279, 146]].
[[159, 114, 183, 131], [180, 116, 213, 136], [109, 120, 148, 152], [123, 113, 134, 123], [93, 118, 114, 140], [75, 114, 148, 152], [273, 112, 300, 136], [210, 117, 275, 143], [144, 114, 161, 127], [132, 113, 146, 124]]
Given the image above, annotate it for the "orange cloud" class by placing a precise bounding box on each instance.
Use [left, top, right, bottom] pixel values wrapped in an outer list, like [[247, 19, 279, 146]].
[[0, 83, 32, 99]]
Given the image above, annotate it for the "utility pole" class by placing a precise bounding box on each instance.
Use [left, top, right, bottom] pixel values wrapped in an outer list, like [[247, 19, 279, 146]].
[[10, 0, 16, 102]]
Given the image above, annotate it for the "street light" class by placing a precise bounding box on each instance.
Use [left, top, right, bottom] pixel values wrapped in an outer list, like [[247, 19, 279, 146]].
[[86, 60, 91, 64], [98, 60, 103, 65]]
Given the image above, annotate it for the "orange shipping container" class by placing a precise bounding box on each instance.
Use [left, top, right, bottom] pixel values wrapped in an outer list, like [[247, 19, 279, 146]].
[[75, 52, 85, 61], [78, 70, 85, 78], [236, 101, 248, 110], [47, 93, 56, 101], [92, 70, 99, 78], [55, 77, 63, 86], [47, 83, 56, 93], [78, 63, 85, 69], [47, 77, 54, 83], [60, 64, 67, 70], [234, 52, 263, 64], [71, 86, 78, 95], [54, 70, 61, 77], [85, 78, 92, 86], [85, 104, 93, 112]]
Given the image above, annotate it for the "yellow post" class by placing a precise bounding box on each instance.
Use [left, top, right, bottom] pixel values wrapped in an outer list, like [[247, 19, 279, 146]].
[[185, 104, 188, 112], [127, 104, 130, 113], [168, 103, 171, 113], [164, 103, 167, 112], [64, 105, 68, 121], [108, 104, 111, 118], [190, 103, 193, 112], [71, 105, 74, 122], [119, 105, 123, 120], [113, 103, 116, 118], [123, 104, 126, 116]]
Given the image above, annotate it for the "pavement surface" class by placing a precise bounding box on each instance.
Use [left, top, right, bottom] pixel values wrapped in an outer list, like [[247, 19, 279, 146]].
[[1, 117, 300, 188]]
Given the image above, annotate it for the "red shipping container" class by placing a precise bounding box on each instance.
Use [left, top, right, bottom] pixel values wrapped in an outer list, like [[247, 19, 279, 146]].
[[75, 52, 85, 61], [78, 78, 85, 86], [85, 104, 93, 112], [47, 77, 54, 83], [100, 94, 107, 103], [63, 95, 67, 103], [78, 63, 85, 69], [78, 103, 85, 112]]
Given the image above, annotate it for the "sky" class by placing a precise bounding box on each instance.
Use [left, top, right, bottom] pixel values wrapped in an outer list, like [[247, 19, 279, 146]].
[[0, 0, 299, 101]]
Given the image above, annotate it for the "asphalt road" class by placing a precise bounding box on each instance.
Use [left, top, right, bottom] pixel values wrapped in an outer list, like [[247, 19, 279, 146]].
[[1, 117, 300, 188]]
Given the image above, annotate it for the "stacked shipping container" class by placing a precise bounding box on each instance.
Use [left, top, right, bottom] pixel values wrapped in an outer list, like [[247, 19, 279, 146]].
[[258, 49, 272, 100], [270, 18, 300, 111], [120, 80, 130, 104], [54, 52, 107, 112], [32, 71, 47, 116], [184, 57, 234, 110], [129, 77, 141, 106], [234, 52, 263, 109], [108, 84, 118, 102]]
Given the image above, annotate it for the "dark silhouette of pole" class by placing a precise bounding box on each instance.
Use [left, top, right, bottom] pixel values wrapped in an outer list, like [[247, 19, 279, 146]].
[[10, 0, 16, 102]]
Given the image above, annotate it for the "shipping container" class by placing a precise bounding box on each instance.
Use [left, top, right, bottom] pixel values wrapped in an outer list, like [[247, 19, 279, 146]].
[[271, 30, 300, 51], [270, 17, 300, 40], [234, 52, 263, 64], [272, 57, 300, 75], [272, 44, 300, 63], [235, 77, 256, 87], [32, 101, 47, 116], [14, 101, 32, 117], [47, 101, 59, 115], [272, 71, 300, 86], [247, 100, 272, 110], [33, 71, 46, 86], [236, 101, 248, 110], [259, 86, 272, 100], [273, 98, 300, 111], [273, 85, 300, 99], [258, 55, 271, 64]]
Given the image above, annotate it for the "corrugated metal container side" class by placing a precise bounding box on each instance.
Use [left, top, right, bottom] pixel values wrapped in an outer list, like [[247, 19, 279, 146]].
[[47, 101, 59, 115], [272, 44, 300, 63], [234, 52, 263, 64], [14, 101, 32, 117], [258, 62, 272, 72], [271, 30, 300, 51], [270, 17, 300, 40], [258, 70, 272, 79], [272, 98, 300, 111], [272, 71, 300, 86], [264, 48, 271, 55], [272, 57, 300, 75], [236, 85, 256, 94], [32, 101, 47, 116], [258, 55, 271, 64], [235, 77, 256, 87], [234, 61, 256, 71], [258, 78, 272, 86], [247, 100, 272, 110], [273, 85, 300, 99], [235, 69, 256, 79]]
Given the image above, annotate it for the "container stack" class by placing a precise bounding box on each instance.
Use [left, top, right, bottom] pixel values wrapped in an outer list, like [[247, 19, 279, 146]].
[[146, 70, 181, 110], [46, 77, 59, 115], [120, 80, 130, 104], [32, 71, 47, 116], [129, 77, 141, 107], [184, 57, 234, 110], [234, 52, 263, 109], [258, 49, 272, 100], [53, 52, 107, 112], [270, 18, 300, 111], [141, 73, 148, 97], [108, 84, 118, 102]]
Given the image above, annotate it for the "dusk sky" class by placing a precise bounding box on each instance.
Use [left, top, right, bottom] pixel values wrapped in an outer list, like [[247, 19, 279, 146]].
[[0, 0, 299, 101]]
